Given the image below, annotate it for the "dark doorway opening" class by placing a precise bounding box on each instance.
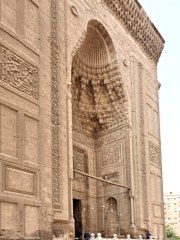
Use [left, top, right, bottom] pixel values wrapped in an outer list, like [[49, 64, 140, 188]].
[[73, 199, 82, 240]]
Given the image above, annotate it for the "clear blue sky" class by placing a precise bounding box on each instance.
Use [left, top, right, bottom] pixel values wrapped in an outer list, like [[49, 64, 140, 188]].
[[138, 0, 180, 194]]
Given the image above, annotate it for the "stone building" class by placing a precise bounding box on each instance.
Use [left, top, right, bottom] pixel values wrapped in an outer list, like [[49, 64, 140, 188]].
[[0, 0, 165, 239], [164, 192, 180, 236]]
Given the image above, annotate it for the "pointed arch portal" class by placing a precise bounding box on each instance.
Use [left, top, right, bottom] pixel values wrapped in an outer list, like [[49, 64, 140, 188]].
[[72, 20, 133, 237], [72, 20, 128, 136]]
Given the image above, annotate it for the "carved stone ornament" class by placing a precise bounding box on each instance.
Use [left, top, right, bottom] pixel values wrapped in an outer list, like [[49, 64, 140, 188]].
[[95, 125, 128, 148], [73, 129, 94, 147], [72, 58, 128, 136], [103, 0, 165, 63], [51, 0, 60, 207], [71, 5, 78, 16], [71, 31, 86, 58], [123, 59, 128, 66], [138, 62, 148, 221], [97, 141, 123, 169], [0, 47, 38, 99], [149, 142, 161, 166], [53, 228, 64, 238], [72, 23, 129, 136]]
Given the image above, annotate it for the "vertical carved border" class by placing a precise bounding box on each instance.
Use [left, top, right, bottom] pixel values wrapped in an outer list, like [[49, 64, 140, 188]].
[[138, 63, 148, 221], [51, 0, 60, 208]]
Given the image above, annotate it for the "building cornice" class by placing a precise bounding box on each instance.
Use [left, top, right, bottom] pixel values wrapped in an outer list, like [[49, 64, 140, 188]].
[[103, 0, 165, 63]]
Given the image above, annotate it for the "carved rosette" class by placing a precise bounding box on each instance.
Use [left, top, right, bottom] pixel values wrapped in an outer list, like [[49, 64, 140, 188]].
[[51, 0, 60, 207], [139, 62, 148, 221], [0, 47, 38, 99], [149, 142, 161, 166]]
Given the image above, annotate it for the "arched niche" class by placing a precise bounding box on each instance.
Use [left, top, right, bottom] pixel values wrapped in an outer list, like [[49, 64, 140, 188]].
[[71, 20, 128, 137], [105, 197, 118, 237], [71, 20, 130, 233]]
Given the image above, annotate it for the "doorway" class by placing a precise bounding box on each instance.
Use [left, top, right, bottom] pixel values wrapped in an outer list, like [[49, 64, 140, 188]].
[[73, 199, 82, 240]]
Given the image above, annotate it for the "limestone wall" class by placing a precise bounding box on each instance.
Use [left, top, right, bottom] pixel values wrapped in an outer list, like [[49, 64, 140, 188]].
[[0, 0, 52, 238], [0, 0, 165, 239]]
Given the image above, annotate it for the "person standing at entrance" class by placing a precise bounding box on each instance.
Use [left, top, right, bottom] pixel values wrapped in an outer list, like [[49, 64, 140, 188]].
[[84, 231, 90, 240], [146, 230, 151, 239]]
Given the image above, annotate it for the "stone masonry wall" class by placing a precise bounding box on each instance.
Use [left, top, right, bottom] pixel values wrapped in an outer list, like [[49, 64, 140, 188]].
[[0, 0, 52, 239], [0, 0, 165, 239]]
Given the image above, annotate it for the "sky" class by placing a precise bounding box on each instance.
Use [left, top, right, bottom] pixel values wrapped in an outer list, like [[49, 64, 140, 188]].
[[138, 0, 180, 194]]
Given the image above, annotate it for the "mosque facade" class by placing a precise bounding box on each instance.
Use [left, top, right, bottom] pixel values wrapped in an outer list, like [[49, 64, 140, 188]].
[[0, 0, 165, 239]]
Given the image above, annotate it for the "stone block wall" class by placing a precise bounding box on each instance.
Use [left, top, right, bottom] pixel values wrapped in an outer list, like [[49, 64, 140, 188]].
[[0, 0, 165, 239], [0, 0, 52, 239]]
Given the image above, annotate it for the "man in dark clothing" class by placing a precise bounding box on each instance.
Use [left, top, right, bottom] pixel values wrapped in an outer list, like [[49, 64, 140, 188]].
[[146, 231, 151, 239], [84, 231, 90, 240]]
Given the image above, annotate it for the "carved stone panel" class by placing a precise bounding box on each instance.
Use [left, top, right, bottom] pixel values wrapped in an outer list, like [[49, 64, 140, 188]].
[[97, 141, 123, 169], [0, 47, 38, 99], [149, 142, 161, 166], [95, 125, 129, 148], [4, 165, 35, 195]]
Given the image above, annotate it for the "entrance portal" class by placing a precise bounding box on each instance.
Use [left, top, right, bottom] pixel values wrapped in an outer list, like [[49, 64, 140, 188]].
[[73, 199, 82, 240], [72, 20, 129, 234]]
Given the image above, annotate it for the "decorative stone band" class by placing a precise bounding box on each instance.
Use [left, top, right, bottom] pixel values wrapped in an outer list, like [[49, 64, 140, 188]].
[[0, 46, 38, 99], [103, 0, 165, 63], [51, 0, 61, 208], [95, 124, 129, 147], [138, 62, 148, 221]]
